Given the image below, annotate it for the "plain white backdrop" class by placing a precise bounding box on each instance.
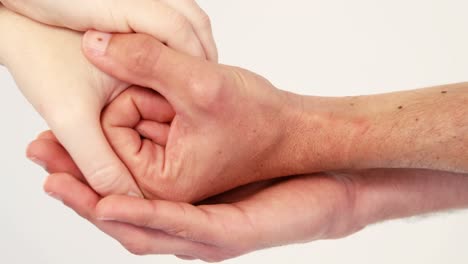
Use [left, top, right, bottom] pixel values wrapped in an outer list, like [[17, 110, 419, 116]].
[[1, 0, 468, 263]]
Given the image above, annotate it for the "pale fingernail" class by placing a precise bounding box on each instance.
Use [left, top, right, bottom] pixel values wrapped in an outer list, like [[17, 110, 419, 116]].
[[28, 156, 47, 171], [128, 191, 143, 198], [47, 192, 63, 202], [97, 216, 117, 221], [83, 30, 112, 56]]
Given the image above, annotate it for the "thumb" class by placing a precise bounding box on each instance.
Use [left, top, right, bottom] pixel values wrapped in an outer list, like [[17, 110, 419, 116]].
[[81, 30, 220, 110], [48, 113, 143, 198]]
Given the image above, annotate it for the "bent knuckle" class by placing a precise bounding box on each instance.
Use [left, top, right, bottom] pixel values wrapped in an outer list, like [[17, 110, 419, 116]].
[[187, 69, 228, 112], [197, 11, 212, 30]]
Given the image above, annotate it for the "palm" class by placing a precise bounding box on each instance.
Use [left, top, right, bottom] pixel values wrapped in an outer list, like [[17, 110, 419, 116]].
[[162, 174, 356, 257], [28, 133, 360, 261]]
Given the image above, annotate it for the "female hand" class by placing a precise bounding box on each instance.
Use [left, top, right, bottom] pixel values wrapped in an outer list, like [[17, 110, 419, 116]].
[[0, 0, 217, 60], [0, 8, 142, 196]]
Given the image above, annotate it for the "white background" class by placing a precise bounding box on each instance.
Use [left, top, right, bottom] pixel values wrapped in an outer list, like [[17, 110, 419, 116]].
[[1, 0, 468, 263]]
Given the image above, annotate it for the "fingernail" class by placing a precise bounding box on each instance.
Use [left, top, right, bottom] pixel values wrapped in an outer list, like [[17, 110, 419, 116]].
[[97, 216, 116, 221], [83, 30, 112, 56], [47, 192, 63, 202], [128, 191, 143, 198], [28, 156, 47, 171]]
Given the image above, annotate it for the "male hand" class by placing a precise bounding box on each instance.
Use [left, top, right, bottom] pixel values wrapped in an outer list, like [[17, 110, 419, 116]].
[[82, 31, 359, 202], [0, 0, 217, 60], [27, 133, 468, 261]]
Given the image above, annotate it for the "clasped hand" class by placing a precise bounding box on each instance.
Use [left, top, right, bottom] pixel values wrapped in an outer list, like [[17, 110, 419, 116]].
[[1, 1, 467, 262]]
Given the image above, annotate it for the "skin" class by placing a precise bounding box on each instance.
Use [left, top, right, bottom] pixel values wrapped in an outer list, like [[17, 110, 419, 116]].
[[27, 133, 468, 261], [0, 0, 217, 60], [1, 3, 466, 260], [0, 5, 216, 197], [76, 32, 468, 203], [0, 4, 217, 196]]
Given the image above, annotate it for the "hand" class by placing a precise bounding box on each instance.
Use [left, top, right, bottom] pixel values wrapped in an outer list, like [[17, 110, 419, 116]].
[[0, 0, 217, 60], [80, 31, 361, 202], [27, 132, 360, 261], [0, 9, 142, 196], [27, 133, 468, 261]]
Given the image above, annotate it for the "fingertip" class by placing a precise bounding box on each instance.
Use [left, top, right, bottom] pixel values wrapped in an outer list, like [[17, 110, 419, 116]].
[[82, 30, 113, 57], [36, 130, 56, 140], [43, 173, 69, 197], [26, 140, 49, 171]]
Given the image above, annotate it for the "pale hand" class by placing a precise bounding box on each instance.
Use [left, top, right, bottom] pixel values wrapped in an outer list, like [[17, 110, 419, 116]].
[[0, 9, 143, 196], [0, 0, 217, 60]]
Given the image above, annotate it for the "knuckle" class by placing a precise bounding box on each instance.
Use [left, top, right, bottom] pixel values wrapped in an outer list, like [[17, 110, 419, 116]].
[[127, 36, 164, 77], [197, 11, 212, 30], [187, 69, 228, 112], [170, 11, 191, 36]]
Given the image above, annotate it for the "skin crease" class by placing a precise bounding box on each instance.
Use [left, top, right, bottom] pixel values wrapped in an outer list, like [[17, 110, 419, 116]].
[[76, 32, 468, 203], [1, 2, 466, 261], [27, 132, 468, 261], [0, 0, 218, 60], [0, 5, 216, 197], [79, 32, 365, 203]]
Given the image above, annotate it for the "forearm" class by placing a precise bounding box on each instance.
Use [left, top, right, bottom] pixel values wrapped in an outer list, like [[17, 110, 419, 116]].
[[351, 169, 468, 229], [353, 83, 468, 172], [282, 83, 468, 175]]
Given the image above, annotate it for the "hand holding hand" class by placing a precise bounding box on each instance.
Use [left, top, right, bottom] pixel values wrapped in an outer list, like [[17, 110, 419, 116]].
[[27, 134, 468, 261], [82, 31, 359, 202], [0, 0, 217, 60], [0, 9, 142, 196]]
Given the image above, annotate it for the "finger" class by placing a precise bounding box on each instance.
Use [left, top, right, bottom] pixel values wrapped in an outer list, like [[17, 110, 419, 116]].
[[160, 0, 218, 61], [82, 31, 220, 109], [136, 120, 170, 146], [2, 0, 207, 59], [96, 196, 221, 244], [97, 195, 232, 260], [27, 139, 86, 182], [102, 86, 175, 127], [44, 173, 216, 257], [101, 87, 169, 198], [36, 130, 58, 141], [44, 173, 100, 220], [48, 113, 143, 197], [176, 255, 197, 261], [121, 0, 207, 59]]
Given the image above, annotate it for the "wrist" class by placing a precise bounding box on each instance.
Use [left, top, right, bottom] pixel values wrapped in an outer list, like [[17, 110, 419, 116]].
[[272, 93, 370, 176]]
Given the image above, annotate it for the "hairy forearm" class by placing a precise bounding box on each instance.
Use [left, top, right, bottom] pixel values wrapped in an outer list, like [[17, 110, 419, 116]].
[[283, 83, 468, 176], [353, 83, 468, 172], [351, 169, 468, 229]]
